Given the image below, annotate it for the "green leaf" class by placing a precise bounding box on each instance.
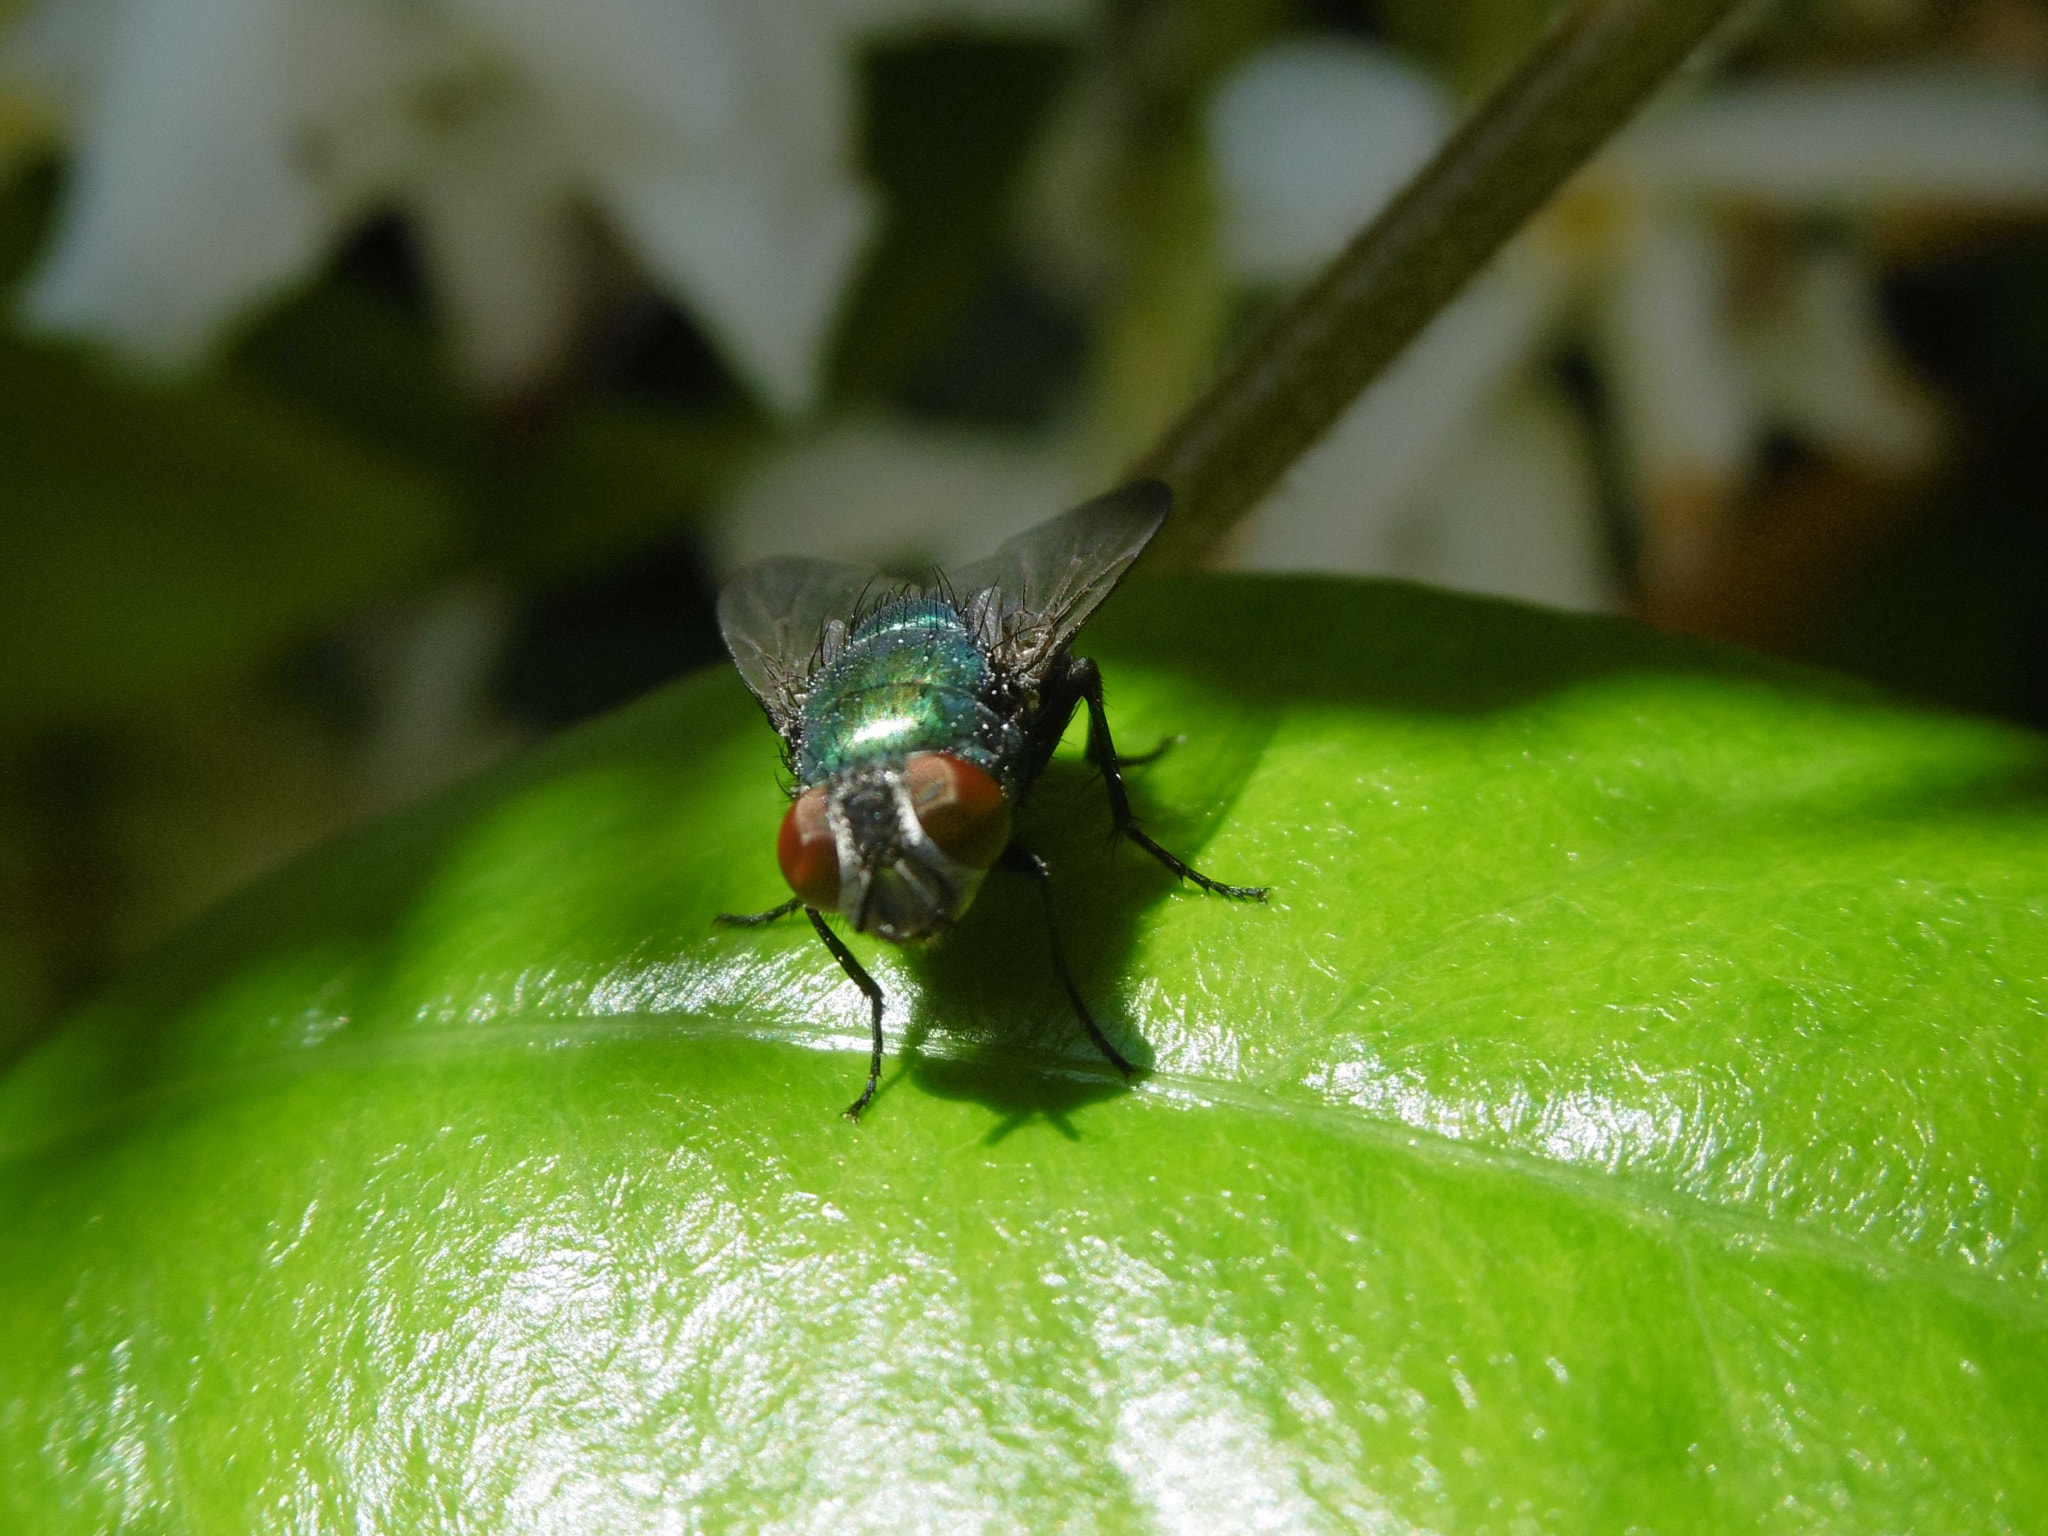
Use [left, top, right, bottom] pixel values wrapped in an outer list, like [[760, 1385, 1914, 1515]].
[[0, 334, 452, 728], [234, 270, 763, 585], [2, 576, 2043, 1531], [475, 404, 763, 581], [830, 36, 1072, 406], [229, 272, 482, 477]]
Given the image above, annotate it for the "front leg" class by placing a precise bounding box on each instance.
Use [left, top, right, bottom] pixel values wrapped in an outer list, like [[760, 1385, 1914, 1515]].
[[715, 897, 804, 927], [717, 899, 885, 1118], [807, 908, 888, 1120], [1068, 657, 1267, 901]]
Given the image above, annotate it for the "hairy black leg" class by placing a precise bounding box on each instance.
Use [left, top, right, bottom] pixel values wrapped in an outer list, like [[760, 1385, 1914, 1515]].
[[1001, 843, 1134, 1079], [1069, 657, 1267, 900], [808, 907, 887, 1120], [715, 897, 804, 927]]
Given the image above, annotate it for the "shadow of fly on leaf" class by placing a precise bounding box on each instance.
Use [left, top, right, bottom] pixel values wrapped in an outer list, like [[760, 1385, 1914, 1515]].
[[714, 481, 1266, 1120]]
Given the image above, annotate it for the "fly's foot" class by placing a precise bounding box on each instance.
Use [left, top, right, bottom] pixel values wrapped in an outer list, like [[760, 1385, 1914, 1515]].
[[1070, 661, 1267, 902], [1193, 873, 1268, 901], [716, 897, 804, 927], [1095, 1034, 1136, 1080], [1122, 823, 1267, 901]]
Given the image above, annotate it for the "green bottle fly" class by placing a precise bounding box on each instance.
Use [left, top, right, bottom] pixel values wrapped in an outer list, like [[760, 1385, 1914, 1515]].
[[717, 482, 1266, 1119]]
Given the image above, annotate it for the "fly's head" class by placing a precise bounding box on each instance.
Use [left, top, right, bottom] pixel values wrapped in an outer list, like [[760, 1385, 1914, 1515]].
[[777, 752, 1012, 942]]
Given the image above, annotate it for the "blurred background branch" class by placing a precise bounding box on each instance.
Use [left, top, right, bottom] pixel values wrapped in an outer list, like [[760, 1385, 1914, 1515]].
[[1134, 0, 1751, 567]]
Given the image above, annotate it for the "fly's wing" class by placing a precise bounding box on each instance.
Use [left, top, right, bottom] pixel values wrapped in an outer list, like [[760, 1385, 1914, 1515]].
[[949, 479, 1170, 685], [717, 556, 874, 734]]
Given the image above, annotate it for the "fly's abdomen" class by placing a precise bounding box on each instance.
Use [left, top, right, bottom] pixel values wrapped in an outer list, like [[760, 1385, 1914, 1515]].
[[797, 598, 999, 780]]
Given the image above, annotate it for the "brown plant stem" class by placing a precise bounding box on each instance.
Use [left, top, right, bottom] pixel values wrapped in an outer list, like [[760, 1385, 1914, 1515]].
[[1132, 0, 1750, 568]]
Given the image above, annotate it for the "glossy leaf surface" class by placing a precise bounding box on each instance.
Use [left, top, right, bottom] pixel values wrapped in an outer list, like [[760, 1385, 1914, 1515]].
[[2, 576, 2044, 1532]]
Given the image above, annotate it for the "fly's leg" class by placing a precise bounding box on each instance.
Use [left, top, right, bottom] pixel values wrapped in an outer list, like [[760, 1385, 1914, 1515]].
[[1069, 657, 1267, 900], [718, 898, 884, 1118], [715, 897, 804, 927], [807, 908, 887, 1120], [1001, 843, 1134, 1079]]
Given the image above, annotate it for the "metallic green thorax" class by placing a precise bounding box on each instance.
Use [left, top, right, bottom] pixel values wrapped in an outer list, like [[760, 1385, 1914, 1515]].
[[797, 597, 1008, 782]]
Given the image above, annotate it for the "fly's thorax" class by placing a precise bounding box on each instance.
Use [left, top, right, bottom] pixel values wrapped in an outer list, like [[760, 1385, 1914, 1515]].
[[796, 596, 1000, 781], [776, 752, 1014, 943]]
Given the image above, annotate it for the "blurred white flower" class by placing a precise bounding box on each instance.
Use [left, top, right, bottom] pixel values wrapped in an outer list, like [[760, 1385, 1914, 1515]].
[[355, 576, 526, 812], [1206, 38, 1447, 287], [1245, 376, 1615, 611], [1212, 39, 2048, 605], [715, 418, 1083, 576], [0, 0, 1082, 408]]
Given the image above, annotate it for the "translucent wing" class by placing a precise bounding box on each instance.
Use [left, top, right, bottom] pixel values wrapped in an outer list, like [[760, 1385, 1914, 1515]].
[[717, 556, 875, 735], [949, 480, 1170, 685]]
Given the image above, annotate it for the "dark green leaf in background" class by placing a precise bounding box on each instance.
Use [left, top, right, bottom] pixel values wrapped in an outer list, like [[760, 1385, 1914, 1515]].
[[0, 163, 455, 729], [0, 335, 452, 729], [831, 37, 1074, 409], [1, 577, 2042, 1530], [233, 266, 762, 587]]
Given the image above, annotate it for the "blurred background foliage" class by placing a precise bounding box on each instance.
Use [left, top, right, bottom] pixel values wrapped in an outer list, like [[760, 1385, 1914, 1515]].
[[0, 0, 2045, 1060]]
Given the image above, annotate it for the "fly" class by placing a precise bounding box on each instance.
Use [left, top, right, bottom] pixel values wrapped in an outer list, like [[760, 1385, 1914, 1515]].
[[715, 479, 1265, 1118]]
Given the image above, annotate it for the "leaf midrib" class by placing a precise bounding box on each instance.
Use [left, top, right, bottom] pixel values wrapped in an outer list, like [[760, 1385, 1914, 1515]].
[[4, 1012, 2039, 1333]]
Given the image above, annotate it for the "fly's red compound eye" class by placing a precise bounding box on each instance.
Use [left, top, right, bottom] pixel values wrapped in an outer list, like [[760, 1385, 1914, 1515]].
[[904, 753, 1011, 869], [777, 787, 840, 909]]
